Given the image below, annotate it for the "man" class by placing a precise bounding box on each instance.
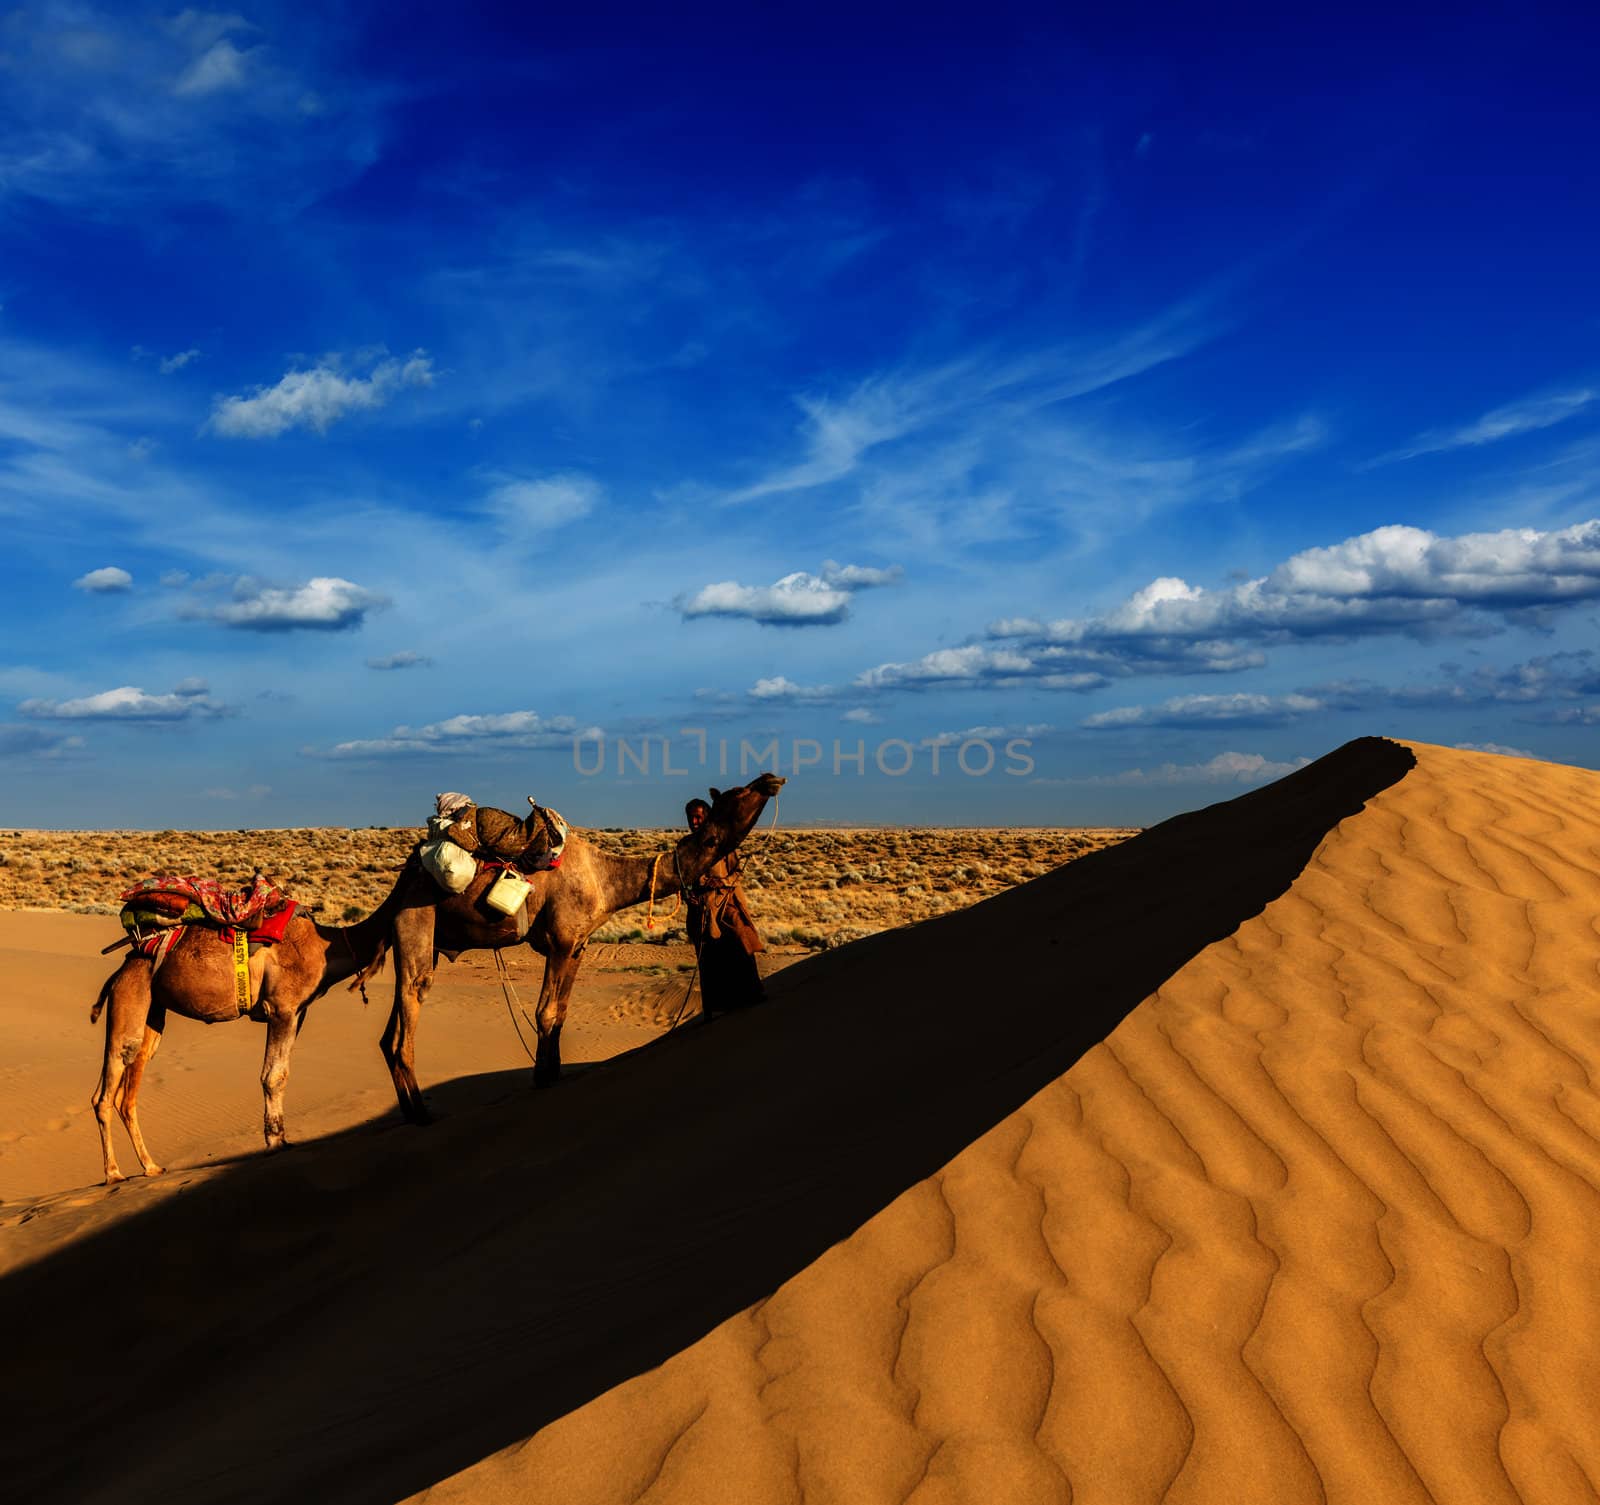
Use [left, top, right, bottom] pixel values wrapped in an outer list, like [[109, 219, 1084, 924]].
[[684, 796, 766, 1015]]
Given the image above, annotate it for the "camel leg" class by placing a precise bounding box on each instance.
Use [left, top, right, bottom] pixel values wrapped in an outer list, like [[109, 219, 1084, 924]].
[[114, 1002, 167, 1178], [532, 945, 583, 1088], [382, 906, 435, 1124], [91, 962, 154, 1185], [259, 1010, 300, 1150]]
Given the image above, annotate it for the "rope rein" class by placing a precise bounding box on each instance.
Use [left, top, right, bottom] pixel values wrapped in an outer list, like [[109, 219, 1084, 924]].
[[494, 950, 540, 1064], [643, 851, 682, 932]]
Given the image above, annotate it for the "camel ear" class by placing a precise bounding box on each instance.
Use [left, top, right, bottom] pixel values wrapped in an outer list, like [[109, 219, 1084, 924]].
[[708, 787, 721, 802]]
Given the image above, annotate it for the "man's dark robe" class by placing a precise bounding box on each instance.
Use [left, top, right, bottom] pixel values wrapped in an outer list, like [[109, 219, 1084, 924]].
[[687, 848, 765, 1012]]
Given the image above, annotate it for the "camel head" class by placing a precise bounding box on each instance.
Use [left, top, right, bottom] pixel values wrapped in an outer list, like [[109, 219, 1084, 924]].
[[676, 772, 786, 874]]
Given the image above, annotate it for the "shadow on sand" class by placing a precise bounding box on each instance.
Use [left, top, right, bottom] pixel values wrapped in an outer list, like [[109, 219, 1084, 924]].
[[0, 737, 1414, 1504]]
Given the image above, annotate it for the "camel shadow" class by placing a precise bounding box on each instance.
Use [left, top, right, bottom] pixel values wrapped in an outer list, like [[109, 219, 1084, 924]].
[[0, 737, 1415, 1504]]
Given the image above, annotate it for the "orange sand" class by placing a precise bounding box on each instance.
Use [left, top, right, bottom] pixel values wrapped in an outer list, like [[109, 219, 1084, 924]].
[[5, 738, 1599, 1504]]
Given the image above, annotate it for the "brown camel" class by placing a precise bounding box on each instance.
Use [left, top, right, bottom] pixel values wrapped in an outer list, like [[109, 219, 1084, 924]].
[[369, 772, 785, 1119], [88, 878, 407, 1185]]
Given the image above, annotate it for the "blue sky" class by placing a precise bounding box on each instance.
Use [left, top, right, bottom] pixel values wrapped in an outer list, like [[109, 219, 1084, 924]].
[[3, 2, 1598, 828]]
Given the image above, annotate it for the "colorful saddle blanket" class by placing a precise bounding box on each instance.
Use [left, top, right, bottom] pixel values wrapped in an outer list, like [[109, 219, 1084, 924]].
[[120, 870, 294, 940]]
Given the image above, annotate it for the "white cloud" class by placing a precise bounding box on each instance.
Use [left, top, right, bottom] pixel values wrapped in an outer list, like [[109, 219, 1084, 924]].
[[322, 708, 603, 757], [1073, 751, 1312, 787], [183, 576, 388, 632], [366, 650, 433, 671], [72, 565, 132, 593], [678, 558, 902, 627], [19, 682, 232, 720], [158, 348, 201, 373], [680, 572, 851, 626], [840, 707, 879, 724], [483, 473, 600, 539], [1376, 387, 1598, 465], [1552, 705, 1600, 726], [860, 518, 1599, 699], [749, 675, 837, 701], [1083, 693, 1323, 729], [208, 351, 435, 438], [984, 519, 1600, 673]]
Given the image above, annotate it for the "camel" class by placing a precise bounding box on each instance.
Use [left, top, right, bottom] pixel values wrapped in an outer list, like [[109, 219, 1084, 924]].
[[368, 772, 785, 1119], [88, 876, 408, 1185]]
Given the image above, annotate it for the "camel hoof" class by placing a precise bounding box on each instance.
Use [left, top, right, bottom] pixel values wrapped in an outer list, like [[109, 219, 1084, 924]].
[[144, 1164, 167, 1177], [104, 1171, 126, 1187]]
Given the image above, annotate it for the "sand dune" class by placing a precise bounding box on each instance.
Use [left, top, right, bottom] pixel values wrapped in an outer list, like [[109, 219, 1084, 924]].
[[6, 738, 1600, 1504]]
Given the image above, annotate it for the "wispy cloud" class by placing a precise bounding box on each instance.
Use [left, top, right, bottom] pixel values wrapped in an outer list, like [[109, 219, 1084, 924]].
[[159, 348, 202, 374], [181, 577, 389, 632], [173, 38, 252, 97], [19, 680, 232, 720], [722, 308, 1219, 505], [0, 7, 380, 214], [483, 473, 600, 541], [678, 560, 901, 627], [1083, 693, 1323, 729], [0, 725, 85, 759], [366, 651, 434, 671], [1066, 751, 1311, 787], [1308, 651, 1600, 710], [1454, 742, 1540, 759], [72, 565, 132, 593], [319, 709, 603, 758], [1372, 386, 1598, 466], [208, 352, 435, 438]]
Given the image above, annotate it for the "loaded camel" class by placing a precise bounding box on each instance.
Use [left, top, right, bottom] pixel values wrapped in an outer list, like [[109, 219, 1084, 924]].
[[88, 876, 408, 1184], [368, 773, 784, 1121]]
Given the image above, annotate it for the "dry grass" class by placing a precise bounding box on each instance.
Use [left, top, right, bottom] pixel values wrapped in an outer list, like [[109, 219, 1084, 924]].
[[0, 825, 1137, 949]]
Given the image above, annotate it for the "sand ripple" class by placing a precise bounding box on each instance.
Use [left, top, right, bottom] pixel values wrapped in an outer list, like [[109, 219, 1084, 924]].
[[418, 742, 1600, 1505]]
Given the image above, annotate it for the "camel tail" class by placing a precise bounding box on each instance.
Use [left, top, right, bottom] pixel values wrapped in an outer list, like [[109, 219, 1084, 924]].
[[89, 971, 116, 1025], [349, 936, 390, 993]]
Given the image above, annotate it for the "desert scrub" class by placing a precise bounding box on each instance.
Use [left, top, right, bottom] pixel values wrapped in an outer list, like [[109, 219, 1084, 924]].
[[0, 824, 1137, 946]]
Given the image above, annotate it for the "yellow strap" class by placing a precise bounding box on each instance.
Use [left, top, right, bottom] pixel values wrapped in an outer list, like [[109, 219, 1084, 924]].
[[233, 929, 251, 1014]]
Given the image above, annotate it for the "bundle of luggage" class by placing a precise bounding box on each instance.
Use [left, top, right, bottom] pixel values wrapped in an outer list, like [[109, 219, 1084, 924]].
[[418, 791, 567, 914]]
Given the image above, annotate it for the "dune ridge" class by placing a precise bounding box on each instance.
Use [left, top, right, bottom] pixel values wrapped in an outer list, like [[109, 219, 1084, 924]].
[[416, 740, 1600, 1505]]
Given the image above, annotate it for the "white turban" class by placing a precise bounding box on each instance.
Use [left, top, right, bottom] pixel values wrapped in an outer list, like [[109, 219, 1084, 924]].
[[434, 791, 473, 818]]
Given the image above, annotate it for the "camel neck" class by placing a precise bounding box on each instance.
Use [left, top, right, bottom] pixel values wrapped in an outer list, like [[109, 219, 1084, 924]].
[[312, 880, 405, 982]]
